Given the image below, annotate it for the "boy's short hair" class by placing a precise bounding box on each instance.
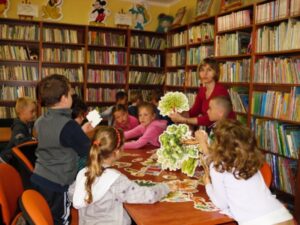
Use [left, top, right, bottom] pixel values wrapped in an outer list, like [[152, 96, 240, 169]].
[[116, 91, 128, 101], [39, 74, 70, 107], [211, 96, 233, 117], [15, 97, 36, 116], [71, 94, 88, 119], [129, 90, 143, 103], [197, 57, 220, 81]]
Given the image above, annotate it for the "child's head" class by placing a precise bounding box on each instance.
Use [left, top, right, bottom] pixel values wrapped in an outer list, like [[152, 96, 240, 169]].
[[115, 91, 128, 105], [85, 126, 124, 204], [138, 102, 156, 126], [129, 90, 143, 105], [15, 97, 37, 123], [197, 57, 220, 83], [149, 89, 163, 106], [207, 96, 233, 121], [39, 74, 72, 108], [71, 94, 88, 125], [112, 104, 129, 126], [209, 119, 264, 180]]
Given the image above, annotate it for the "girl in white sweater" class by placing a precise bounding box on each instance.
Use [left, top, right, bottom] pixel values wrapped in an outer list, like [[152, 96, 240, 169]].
[[196, 119, 294, 225]]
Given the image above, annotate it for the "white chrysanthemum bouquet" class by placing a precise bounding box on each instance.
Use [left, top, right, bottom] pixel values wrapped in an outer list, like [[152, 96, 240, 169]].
[[158, 91, 190, 116]]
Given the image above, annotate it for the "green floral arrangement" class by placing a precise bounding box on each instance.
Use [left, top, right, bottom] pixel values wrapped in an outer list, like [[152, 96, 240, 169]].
[[158, 91, 189, 116], [157, 124, 199, 177]]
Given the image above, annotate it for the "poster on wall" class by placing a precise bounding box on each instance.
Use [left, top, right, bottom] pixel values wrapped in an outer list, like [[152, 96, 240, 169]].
[[128, 0, 151, 30], [0, 0, 10, 18], [89, 0, 111, 25], [41, 0, 63, 20]]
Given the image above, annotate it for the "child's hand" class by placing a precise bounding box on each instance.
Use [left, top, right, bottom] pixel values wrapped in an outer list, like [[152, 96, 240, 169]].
[[81, 122, 94, 134], [195, 130, 209, 154], [203, 172, 211, 185]]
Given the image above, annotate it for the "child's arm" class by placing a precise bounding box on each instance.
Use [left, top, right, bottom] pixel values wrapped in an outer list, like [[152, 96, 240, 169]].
[[124, 124, 155, 149], [11, 124, 34, 146], [205, 164, 230, 211], [124, 125, 144, 141], [113, 173, 170, 204], [195, 130, 209, 155]]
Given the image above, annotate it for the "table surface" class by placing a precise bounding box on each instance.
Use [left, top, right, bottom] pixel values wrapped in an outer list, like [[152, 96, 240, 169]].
[[116, 147, 236, 225]]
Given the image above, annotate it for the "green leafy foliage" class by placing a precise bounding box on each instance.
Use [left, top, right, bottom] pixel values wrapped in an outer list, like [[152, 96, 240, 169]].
[[157, 124, 199, 176], [158, 92, 189, 116]]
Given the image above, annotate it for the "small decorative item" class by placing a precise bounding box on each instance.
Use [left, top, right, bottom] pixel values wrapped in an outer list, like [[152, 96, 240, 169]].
[[41, 0, 63, 20], [89, 0, 110, 25], [0, 0, 9, 18], [172, 7, 186, 27], [156, 13, 174, 33], [195, 0, 213, 19], [17, 0, 38, 20], [115, 9, 132, 28], [221, 0, 242, 11], [129, 1, 151, 30]]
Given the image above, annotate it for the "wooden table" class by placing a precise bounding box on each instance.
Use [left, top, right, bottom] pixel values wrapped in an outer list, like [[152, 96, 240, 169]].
[[117, 148, 236, 225]]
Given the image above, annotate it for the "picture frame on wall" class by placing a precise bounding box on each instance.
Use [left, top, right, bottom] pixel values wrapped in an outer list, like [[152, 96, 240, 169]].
[[172, 7, 186, 27], [195, 0, 213, 19], [221, 0, 242, 11]]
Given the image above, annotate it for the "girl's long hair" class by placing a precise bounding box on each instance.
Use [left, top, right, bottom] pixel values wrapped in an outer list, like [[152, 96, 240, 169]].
[[208, 119, 264, 180], [84, 126, 124, 204]]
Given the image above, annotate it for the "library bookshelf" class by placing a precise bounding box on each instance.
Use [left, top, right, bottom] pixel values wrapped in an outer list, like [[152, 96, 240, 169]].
[[166, 0, 299, 221]]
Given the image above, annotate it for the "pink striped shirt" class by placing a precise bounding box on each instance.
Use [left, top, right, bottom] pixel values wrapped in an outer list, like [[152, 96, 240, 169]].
[[124, 120, 167, 149]]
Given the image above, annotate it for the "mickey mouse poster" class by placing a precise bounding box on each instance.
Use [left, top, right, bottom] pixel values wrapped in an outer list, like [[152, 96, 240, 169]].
[[89, 0, 110, 25]]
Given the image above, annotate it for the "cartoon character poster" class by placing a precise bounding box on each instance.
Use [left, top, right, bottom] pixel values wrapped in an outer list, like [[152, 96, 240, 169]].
[[0, 0, 10, 18], [41, 0, 63, 20], [129, 1, 151, 30], [89, 0, 110, 25]]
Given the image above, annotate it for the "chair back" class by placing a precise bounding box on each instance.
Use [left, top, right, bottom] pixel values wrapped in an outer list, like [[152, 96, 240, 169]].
[[0, 164, 24, 225], [260, 162, 272, 188], [20, 189, 54, 225], [11, 141, 38, 189]]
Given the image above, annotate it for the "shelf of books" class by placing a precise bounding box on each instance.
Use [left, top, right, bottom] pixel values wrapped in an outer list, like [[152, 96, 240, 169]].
[[251, 0, 300, 215], [0, 18, 40, 118]]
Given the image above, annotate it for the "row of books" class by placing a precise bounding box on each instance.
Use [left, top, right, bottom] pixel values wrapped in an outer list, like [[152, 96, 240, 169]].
[[130, 36, 165, 50], [86, 88, 121, 102], [188, 23, 214, 44], [217, 9, 251, 32], [0, 24, 39, 41], [0, 65, 38, 81], [185, 70, 200, 87], [253, 118, 300, 159], [254, 57, 300, 84], [256, 0, 289, 23], [219, 59, 250, 83], [0, 107, 16, 118], [87, 69, 126, 84], [42, 67, 84, 82], [266, 154, 298, 195], [167, 30, 187, 48], [0, 86, 36, 100], [166, 50, 186, 67], [88, 31, 126, 47], [165, 70, 185, 86], [228, 87, 249, 113], [251, 87, 300, 121], [0, 45, 34, 61], [128, 71, 165, 85], [215, 32, 251, 56], [256, 19, 300, 52], [187, 46, 214, 65], [290, 0, 300, 16], [88, 50, 126, 65], [43, 48, 84, 63], [130, 53, 162, 67], [43, 28, 80, 44]]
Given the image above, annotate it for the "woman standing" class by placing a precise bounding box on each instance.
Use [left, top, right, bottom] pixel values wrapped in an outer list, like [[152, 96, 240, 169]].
[[169, 57, 235, 127]]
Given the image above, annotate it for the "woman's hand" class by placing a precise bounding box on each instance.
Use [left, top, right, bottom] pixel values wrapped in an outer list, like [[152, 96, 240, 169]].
[[169, 112, 186, 123]]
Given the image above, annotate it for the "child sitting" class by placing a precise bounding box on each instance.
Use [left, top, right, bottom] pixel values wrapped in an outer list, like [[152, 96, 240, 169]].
[[69, 126, 171, 225], [0, 96, 37, 163], [124, 102, 167, 149], [112, 104, 139, 131], [128, 90, 143, 118], [71, 94, 88, 126], [196, 119, 294, 225]]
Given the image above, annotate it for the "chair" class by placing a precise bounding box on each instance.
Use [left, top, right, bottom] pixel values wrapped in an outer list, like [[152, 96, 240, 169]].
[[11, 141, 38, 189], [20, 189, 54, 225], [0, 163, 24, 225], [260, 162, 272, 188]]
